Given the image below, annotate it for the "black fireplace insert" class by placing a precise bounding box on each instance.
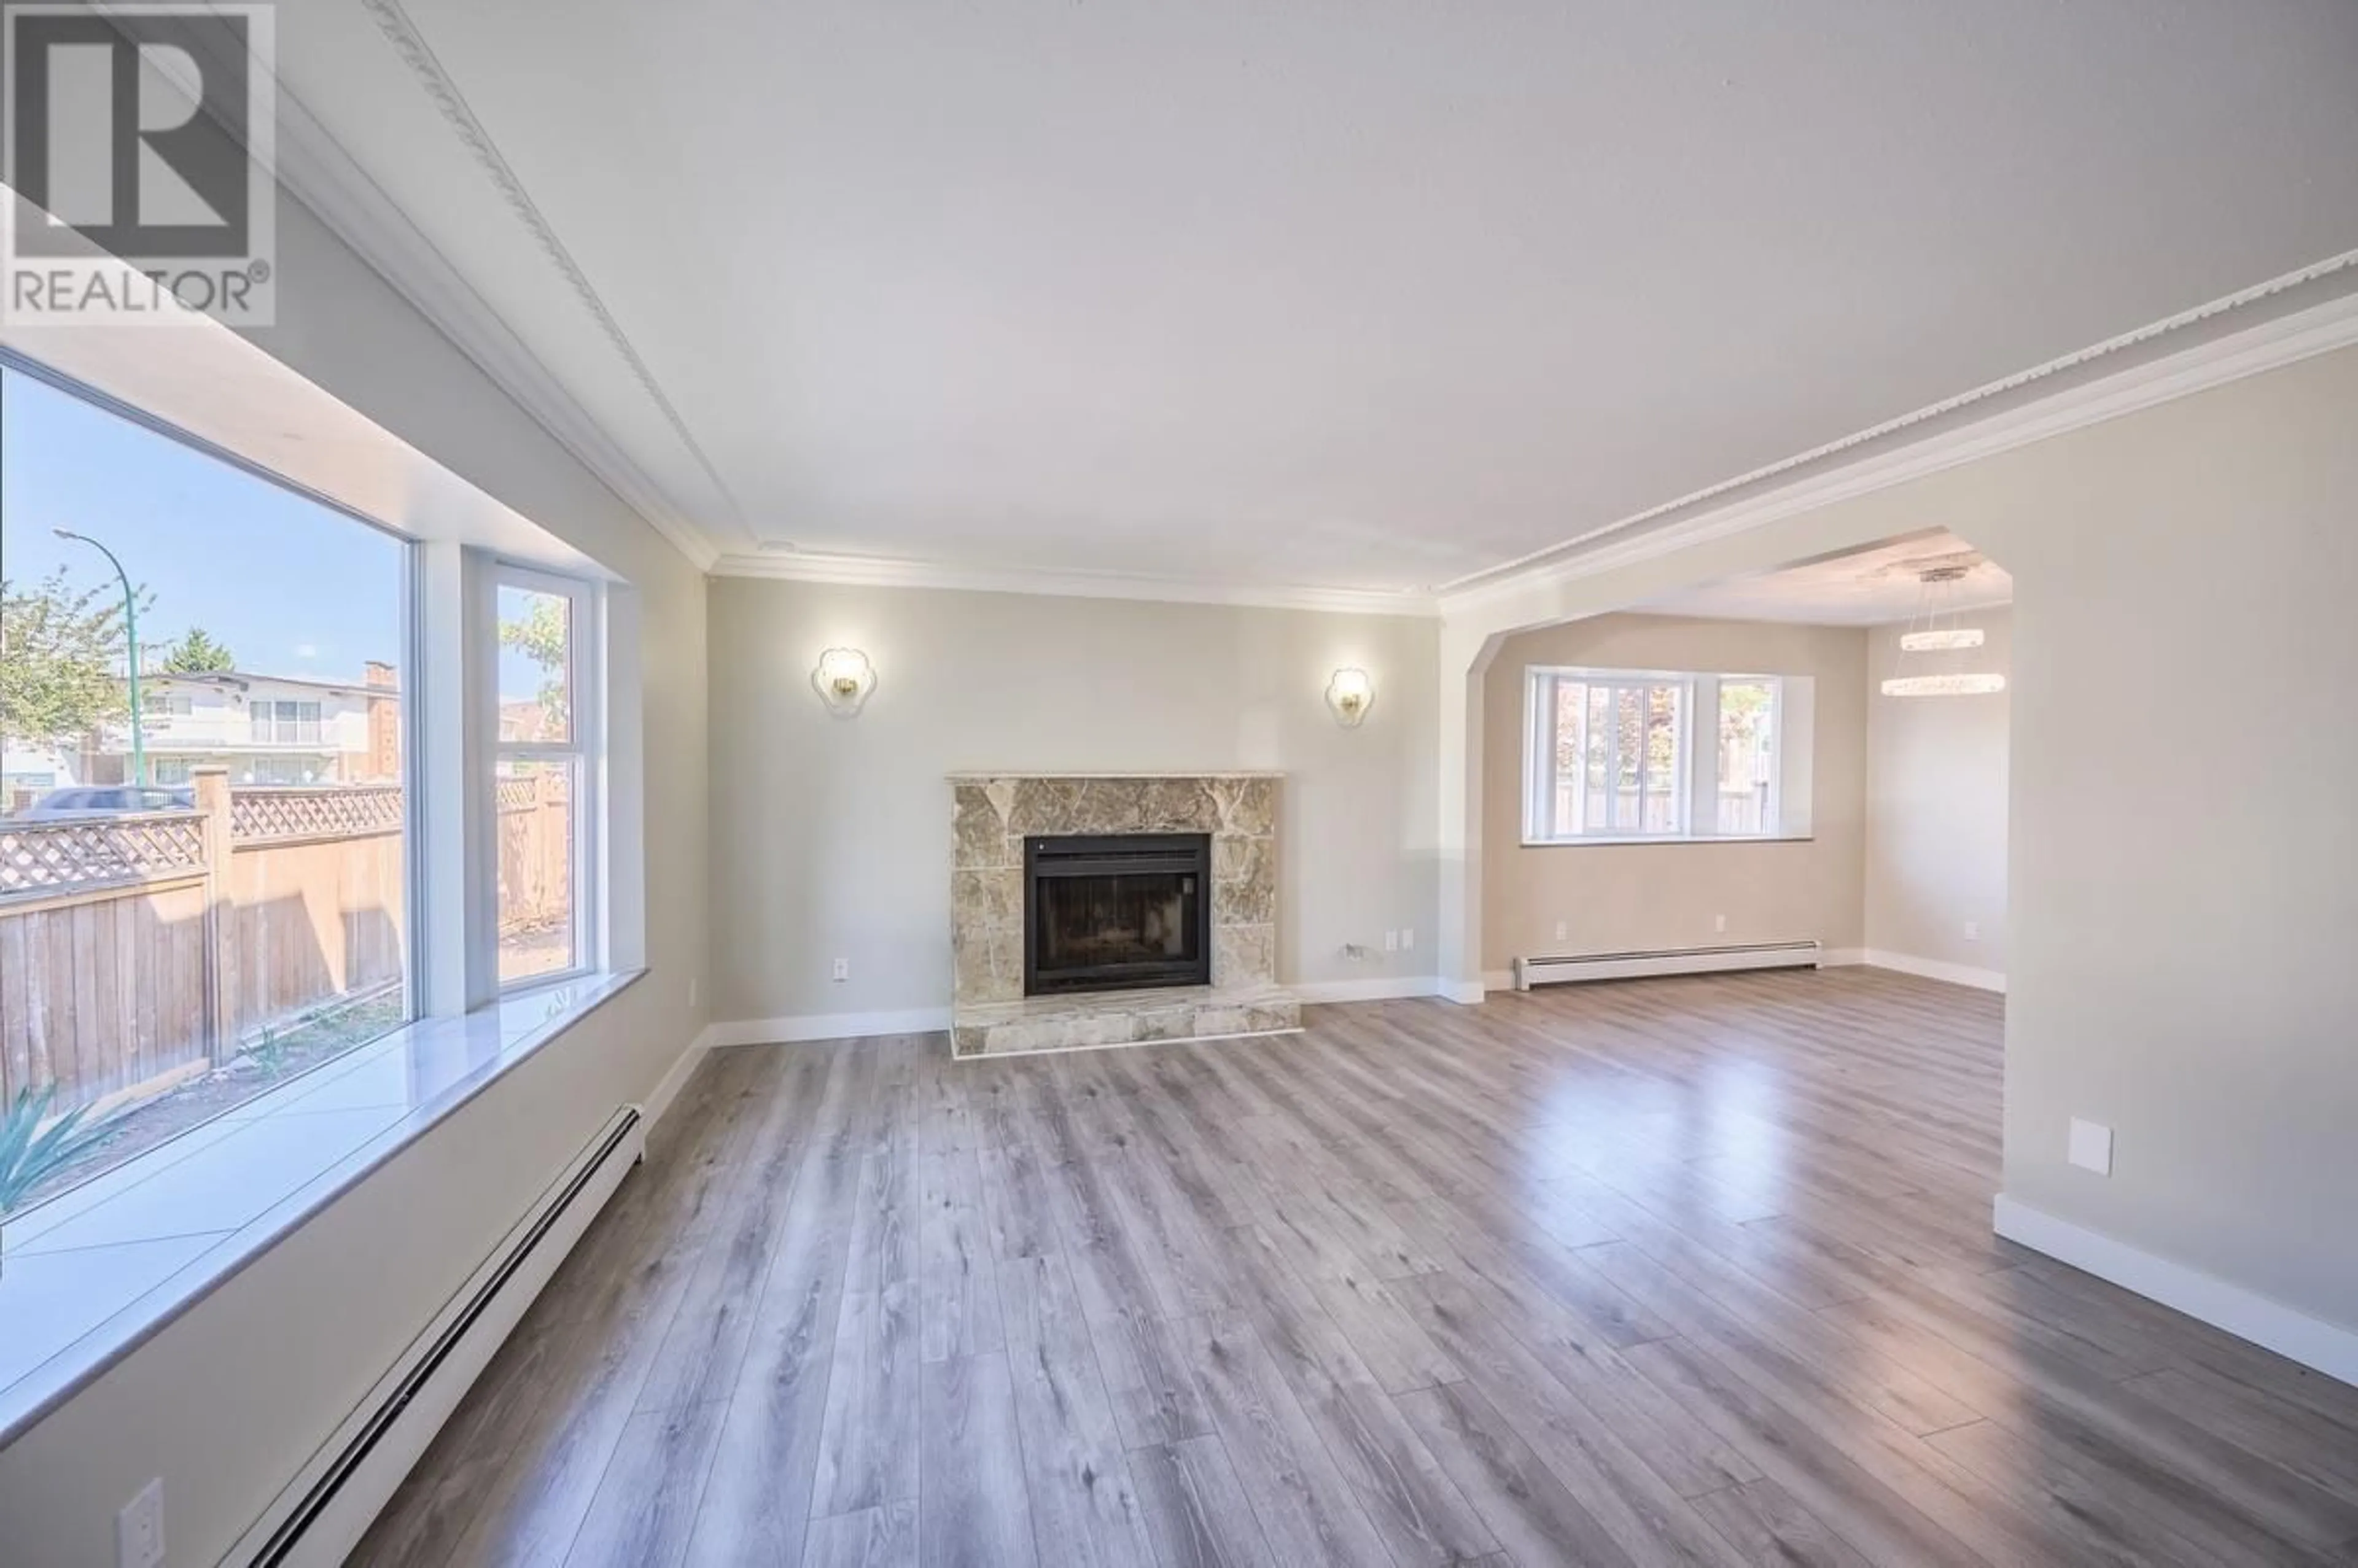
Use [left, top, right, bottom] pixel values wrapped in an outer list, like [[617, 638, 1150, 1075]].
[[1024, 833, 1212, 996]]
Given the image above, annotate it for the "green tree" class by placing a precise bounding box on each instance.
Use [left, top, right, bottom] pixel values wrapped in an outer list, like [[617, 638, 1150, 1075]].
[[497, 594, 570, 733], [158, 625, 235, 673], [0, 569, 136, 747]]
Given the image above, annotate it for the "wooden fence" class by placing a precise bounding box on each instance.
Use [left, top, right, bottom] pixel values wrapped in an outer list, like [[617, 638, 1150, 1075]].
[[0, 769, 569, 1120], [496, 772, 572, 944]]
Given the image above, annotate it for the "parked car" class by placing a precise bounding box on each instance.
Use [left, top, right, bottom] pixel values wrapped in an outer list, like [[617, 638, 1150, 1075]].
[[10, 786, 195, 820]]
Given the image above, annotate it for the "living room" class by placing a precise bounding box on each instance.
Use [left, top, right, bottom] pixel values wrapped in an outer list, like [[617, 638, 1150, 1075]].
[[1, 6, 2354, 1566]]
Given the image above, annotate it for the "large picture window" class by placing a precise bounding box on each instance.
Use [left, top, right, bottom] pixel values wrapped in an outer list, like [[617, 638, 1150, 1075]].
[[0, 350, 631, 1429], [0, 362, 413, 1208], [1523, 667, 1796, 844]]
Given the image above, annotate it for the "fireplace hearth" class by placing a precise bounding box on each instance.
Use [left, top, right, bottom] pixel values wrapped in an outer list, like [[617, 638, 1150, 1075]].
[[1025, 833, 1212, 995]]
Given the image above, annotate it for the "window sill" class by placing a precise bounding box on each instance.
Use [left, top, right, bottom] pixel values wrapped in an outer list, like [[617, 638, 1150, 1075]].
[[1519, 834, 1817, 848], [0, 968, 644, 1448]]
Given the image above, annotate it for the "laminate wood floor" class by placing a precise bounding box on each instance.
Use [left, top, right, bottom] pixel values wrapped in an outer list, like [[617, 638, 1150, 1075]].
[[354, 968, 2358, 1567]]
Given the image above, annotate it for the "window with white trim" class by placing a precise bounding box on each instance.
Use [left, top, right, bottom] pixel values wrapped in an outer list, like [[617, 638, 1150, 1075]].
[[1523, 667, 1797, 844], [494, 567, 598, 987], [0, 347, 640, 1432], [0, 358, 413, 1213], [250, 697, 321, 743]]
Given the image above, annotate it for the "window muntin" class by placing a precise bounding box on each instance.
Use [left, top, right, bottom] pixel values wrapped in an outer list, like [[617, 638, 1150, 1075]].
[[494, 572, 594, 987], [1525, 667, 1788, 844]]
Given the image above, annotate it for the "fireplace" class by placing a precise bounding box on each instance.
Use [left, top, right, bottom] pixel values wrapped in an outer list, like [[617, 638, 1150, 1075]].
[[1024, 833, 1213, 996]]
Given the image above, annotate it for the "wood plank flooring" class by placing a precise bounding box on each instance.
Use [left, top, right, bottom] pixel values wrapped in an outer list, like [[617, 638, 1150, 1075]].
[[353, 968, 2358, 1567]]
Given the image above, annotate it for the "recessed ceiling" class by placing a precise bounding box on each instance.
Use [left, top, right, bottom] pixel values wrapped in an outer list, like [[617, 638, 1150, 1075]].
[[265, 2, 2358, 592], [1641, 530, 2012, 626]]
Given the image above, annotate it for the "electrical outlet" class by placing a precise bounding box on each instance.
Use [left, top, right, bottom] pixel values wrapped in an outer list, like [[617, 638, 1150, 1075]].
[[118, 1479, 164, 1568], [2068, 1118, 2113, 1176], [1713, 914, 1728, 934], [1401, 927, 1415, 951], [688, 976, 699, 1008], [1383, 930, 1399, 953], [831, 958, 849, 982], [1554, 920, 1568, 942], [1963, 920, 1980, 942]]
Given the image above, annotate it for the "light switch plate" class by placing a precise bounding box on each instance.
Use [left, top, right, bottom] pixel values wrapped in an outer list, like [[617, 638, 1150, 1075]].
[[2068, 1117, 2113, 1175]]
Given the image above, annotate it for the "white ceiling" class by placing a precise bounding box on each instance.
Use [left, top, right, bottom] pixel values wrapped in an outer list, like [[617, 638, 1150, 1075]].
[[1639, 530, 2011, 626], [266, 2, 2358, 595]]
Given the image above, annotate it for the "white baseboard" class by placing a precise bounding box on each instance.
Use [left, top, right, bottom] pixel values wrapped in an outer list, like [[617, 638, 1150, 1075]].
[[709, 1007, 954, 1047], [641, 1025, 715, 1131], [1293, 975, 1440, 1004], [1440, 979, 1490, 1006], [1819, 947, 1866, 967], [1993, 1195, 2358, 1388], [1861, 949, 2007, 993]]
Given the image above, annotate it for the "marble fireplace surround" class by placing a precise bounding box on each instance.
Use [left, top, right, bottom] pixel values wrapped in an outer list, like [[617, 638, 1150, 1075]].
[[949, 772, 1302, 1057]]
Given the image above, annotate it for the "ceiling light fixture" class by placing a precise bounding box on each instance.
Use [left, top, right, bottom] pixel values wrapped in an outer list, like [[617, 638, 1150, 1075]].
[[1898, 626, 1985, 653], [1882, 565, 2003, 697]]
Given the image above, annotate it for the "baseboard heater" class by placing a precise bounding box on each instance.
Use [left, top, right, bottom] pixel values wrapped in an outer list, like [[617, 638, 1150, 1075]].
[[226, 1104, 647, 1568], [1514, 939, 1821, 990]]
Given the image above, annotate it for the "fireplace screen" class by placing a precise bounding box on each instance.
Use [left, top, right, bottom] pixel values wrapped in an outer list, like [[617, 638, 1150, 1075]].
[[1025, 833, 1213, 995]]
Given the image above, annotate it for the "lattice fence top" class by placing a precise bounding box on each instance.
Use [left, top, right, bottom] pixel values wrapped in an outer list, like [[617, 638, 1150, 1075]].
[[231, 786, 404, 843], [497, 775, 570, 812], [0, 813, 207, 897]]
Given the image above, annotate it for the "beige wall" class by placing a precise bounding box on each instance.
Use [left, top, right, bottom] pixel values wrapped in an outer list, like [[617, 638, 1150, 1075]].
[[1958, 350, 2358, 1333], [1455, 344, 2358, 1337], [1482, 613, 1868, 971], [0, 200, 710, 1563], [708, 578, 1440, 1020], [1864, 607, 2011, 975]]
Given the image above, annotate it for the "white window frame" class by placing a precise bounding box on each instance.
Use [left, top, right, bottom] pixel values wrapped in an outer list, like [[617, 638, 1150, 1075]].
[[1523, 666, 1791, 845], [1523, 670, 1691, 841], [251, 697, 322, 745], [489, 561, 602, 993], [1709, 675, 1783, 837]]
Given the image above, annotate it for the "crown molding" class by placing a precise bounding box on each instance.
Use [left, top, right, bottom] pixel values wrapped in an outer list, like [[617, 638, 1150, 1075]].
[[273, 11, 2358, 614], [1440, 254, 2358, 617], [710, 549, 1439, 618], [266, 14, 727, 572]]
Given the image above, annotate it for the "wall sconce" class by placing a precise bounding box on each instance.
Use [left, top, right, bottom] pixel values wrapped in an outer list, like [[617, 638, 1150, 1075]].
[[811, 647, 876, 716], [1325, 667, 1374, 728]]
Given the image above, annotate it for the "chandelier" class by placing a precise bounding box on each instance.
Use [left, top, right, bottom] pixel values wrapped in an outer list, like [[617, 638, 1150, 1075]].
[[1883, 565, 2004, 697]]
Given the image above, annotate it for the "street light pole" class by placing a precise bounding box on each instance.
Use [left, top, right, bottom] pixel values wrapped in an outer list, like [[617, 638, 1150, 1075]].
[[53, 529, 146, 788]]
